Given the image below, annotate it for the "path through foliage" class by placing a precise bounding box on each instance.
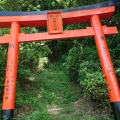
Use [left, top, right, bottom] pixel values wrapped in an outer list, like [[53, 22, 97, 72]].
[[15, 63, 113, 120]]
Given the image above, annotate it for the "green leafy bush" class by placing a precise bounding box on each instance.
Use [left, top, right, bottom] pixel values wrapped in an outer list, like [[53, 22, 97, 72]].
[[64, 40, 109, 108]]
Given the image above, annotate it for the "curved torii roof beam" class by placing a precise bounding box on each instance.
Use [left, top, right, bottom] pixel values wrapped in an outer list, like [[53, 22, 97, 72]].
[[0, 0, 119, 28], [0, 0, 119, 16]]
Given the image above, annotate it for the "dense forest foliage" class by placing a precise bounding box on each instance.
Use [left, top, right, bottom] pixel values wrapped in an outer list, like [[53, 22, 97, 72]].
[[0, 0, 120, 119]]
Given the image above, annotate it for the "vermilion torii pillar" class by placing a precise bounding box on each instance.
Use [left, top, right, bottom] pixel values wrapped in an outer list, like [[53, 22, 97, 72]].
[[0, 5, 120, 120], [1, 22, 20, 120]]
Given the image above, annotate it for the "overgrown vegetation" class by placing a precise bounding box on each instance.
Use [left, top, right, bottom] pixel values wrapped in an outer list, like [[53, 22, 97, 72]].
[[0, 0, 120, 119], [64, 39, 110, 108], [15, 64, 113, 120]]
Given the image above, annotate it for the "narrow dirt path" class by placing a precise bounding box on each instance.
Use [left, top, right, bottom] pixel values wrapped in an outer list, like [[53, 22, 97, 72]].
[[37, 64, 112, 120], [15, 64, 113, 120]]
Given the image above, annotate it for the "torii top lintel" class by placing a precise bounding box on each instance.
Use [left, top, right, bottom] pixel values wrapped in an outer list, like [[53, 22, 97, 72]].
[[0, 0, 119, 28], [0, 6, 115, 28]]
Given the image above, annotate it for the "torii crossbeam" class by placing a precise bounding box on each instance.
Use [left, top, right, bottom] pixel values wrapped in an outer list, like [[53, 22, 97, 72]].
[[0, 0, 120, 119]]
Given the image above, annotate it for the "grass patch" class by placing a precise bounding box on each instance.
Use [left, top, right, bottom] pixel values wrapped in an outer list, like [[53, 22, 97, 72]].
[[14, 63, 113, 120]]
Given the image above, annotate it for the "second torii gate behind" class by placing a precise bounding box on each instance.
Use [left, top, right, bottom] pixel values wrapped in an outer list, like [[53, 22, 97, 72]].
[[0, 6, 120, 120]]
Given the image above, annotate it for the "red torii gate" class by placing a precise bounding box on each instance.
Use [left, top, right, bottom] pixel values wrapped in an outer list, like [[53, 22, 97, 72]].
[[0, 5, 120, 120]]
